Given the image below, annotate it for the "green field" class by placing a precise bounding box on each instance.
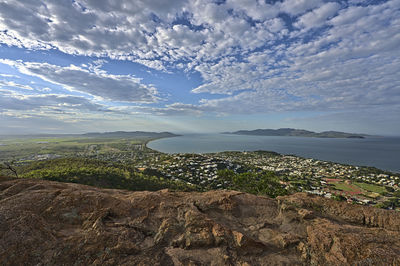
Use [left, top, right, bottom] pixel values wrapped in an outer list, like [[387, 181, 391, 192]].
[[332, 181, 387, 195], [354, 182, 387, 194], [0, 136, 153, 163]]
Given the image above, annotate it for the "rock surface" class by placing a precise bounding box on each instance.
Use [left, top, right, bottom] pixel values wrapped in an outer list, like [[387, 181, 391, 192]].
[[1, 178, 399, 265]]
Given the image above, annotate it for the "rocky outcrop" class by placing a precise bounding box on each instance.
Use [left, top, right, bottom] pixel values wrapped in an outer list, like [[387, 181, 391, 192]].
[[0, 178, 399, 265]]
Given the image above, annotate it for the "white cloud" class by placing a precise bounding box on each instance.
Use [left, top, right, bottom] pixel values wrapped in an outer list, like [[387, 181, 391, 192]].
[[280, 0, 323, 16], [0, 80, 34, 90], [0, 59, 159, 103], [0, 0, 399, 134], [182, 0, 400, 116], [329, 5, 368, 26], [0, 0, 287, 69], [0, 74, 19, 78], [226, 0, 281, 21], [0, 90, 106, 112], [148, 103, 206, 116], [295, 2, 341, 30]]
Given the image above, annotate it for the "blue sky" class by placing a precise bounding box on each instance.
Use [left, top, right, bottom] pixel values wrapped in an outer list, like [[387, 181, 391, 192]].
[[0, 0, 399, 135]]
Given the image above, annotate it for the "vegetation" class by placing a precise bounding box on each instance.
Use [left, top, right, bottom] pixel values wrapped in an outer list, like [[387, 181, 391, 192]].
[[217, 169, 288, 197], [0, 161, 18, 178], [354, 182, 387, 194], [376, 198, 400, 209], [1, 134, 399, 210], [3, 157, 288, 198], [334, 182, 357, 192], [0, 133, 173, 163], [332, 194, 347, 201], [17, 158, 198, 192]]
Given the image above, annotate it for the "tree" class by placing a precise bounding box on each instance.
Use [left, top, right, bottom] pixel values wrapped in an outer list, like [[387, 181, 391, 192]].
[[0, 161, 19, 178], [332, 194, 347, 201]]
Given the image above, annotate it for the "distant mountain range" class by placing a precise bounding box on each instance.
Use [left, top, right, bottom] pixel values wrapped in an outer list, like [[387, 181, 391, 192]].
[[0, 131, 179, 139], [82, 131, 179, 138], [224, 128, 367, 138]]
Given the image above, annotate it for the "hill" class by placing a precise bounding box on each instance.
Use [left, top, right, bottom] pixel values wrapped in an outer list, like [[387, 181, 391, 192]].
[[1, 178, 399, 265], [0, 131, 179, 140], [16, 158, 197, 192], [82, 131, 180, 138], [227, 128, 367, 138]]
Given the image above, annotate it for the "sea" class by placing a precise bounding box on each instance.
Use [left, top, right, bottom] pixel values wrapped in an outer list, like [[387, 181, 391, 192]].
[[147, 134, 400, 173]]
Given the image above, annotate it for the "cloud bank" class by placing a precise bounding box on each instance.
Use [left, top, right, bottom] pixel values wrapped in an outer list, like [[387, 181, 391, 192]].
[[0, 0, 399, 133]]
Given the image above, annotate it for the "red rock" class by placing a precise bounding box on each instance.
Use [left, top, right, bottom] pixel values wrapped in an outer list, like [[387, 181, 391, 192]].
[[0, 178, 399, 265]]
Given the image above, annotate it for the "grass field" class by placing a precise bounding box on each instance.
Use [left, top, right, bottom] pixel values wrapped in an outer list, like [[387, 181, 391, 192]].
[[354, 182, 387, 194], [330, 180, 387, 196], [333, 182, 362, 195], [0, 137, 152, 162]]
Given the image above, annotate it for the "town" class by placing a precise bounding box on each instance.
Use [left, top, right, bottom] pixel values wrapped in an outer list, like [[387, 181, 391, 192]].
[[130, 150, 399, 208], [1, 137, 399, 210], [77, 141, 400, 209]]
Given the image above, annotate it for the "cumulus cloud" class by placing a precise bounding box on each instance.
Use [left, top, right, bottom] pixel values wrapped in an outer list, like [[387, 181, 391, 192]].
[[0, 0, 189, 61], [280, 0, 323, 16], [0, 0, 287, 68], [295, 2, 341, 30], [0, 0, 399, 134], [0, 59, 158, 103], [185, 0, 400, 115], [226, 0, 281, 21]]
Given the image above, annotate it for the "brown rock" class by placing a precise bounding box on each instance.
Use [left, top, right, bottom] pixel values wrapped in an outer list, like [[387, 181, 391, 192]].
[[298, 208, 313, 220], [0, 178, 400, 265]]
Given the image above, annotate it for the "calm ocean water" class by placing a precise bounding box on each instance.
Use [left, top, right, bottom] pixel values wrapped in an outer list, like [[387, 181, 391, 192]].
[[148, 134, 400, 173]]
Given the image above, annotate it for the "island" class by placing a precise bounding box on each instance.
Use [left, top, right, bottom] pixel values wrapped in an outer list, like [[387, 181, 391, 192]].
[[225, 128, 367, 138]]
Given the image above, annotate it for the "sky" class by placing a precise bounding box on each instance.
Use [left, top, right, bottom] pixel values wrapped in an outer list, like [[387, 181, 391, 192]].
[[0, 0, 399, 135]]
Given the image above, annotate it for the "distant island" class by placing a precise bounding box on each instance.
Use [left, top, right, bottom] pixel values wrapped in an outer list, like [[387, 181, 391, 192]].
[[225, 128, 367, 138]]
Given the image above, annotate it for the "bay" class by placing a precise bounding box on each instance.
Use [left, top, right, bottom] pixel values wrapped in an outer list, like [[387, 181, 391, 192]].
[[148, 134, 400, 173]]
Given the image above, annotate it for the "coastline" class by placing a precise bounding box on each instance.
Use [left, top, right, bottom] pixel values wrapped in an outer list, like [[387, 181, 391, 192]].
[[147, 134, 400, 173]]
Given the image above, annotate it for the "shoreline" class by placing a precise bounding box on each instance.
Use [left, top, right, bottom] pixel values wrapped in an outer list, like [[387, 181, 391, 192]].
[[146, 134, 400, 174]]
